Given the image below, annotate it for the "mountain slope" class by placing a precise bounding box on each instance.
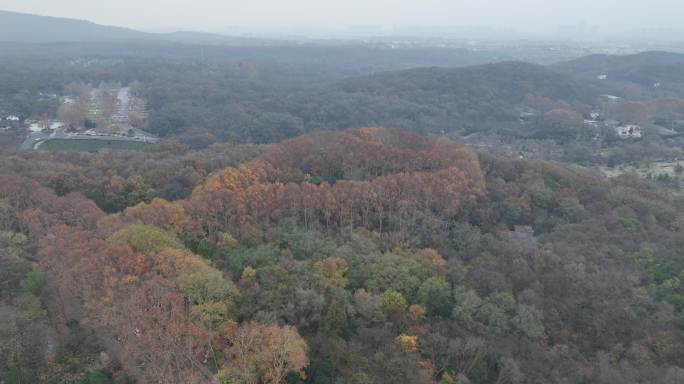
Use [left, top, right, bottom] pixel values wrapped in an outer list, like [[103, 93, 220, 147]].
[[338, 61, 595, 105], [282, 61, 598, 135], [554, 51, 684, 72], [553, 51, 684, 98], [0, 10, 269, 45], [0, 10, 150, 43], [137, 60, 599, 141]]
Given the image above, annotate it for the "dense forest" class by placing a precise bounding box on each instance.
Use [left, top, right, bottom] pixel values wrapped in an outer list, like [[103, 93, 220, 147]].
[[6, 45, 684, 171], [0, 43, 495, 146], [0, 53, 602, 160], [553, 51, 684, 99], [2, 24, 684, 383], [2, 127, 684, 383]]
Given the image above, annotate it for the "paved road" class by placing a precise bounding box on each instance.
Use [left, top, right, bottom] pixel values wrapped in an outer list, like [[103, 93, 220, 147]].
[[20, 129, 57, 150], [20, 128, 159, 150]]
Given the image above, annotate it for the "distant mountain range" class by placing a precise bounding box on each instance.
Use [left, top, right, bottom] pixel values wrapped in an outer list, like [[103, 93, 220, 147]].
[[0, 10, 271, 45]]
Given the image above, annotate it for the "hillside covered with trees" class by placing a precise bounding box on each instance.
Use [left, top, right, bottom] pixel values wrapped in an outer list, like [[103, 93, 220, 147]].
[[0, 45, 600, 146], [5, 3, 684, 383], [553, 51, 684, 99], [2, 128, 684, 383]]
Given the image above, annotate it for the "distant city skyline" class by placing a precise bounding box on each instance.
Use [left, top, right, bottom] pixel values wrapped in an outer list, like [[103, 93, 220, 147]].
[[2, 0, 683, 41]]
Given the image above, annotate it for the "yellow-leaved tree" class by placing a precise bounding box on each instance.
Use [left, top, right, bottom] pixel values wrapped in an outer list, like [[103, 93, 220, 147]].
[[217, 322, 309, 384]]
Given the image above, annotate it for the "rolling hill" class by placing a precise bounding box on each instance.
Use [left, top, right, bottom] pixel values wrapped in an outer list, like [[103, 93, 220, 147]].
[[337, 61, 595, 106], [283, 61, 599, 135], [553, 51, 684, 98], [139, 60, 601, 141]]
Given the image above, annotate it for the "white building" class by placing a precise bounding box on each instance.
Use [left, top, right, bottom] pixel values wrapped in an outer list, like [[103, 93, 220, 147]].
[[6, 115, 20, 121], [597, 74, 608, 80], [615, 124, 642, 139]]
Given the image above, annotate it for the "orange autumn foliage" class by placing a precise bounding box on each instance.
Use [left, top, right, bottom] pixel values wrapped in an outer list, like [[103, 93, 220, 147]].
[[190, 128, 485, 240], [124, 197, 201, 236]]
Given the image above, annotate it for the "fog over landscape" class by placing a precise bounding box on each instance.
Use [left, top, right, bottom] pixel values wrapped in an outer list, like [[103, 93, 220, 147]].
[[2, 0, 684, 39], [3, 1, 684, 384]]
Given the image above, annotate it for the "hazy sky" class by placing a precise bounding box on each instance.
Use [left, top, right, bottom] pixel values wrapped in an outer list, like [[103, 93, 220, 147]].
[[1, 0, 682, 37]]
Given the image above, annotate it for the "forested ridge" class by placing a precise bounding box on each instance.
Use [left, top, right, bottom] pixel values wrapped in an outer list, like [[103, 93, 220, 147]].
[[2, 128, 684, 383], [3, 7, 684, 383], [0, 52, 599, 145], [142, 61, 598, 141], [553, 51, 684, 99]]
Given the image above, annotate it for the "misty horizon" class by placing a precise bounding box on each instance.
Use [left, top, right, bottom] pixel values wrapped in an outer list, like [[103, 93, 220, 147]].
[[2, 0, 684, 41], [3, 1, 684, 383]]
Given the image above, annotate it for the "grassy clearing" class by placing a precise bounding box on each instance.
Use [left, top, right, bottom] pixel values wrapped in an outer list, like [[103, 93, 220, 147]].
[[597, 161, 684, 196], [598, 161, 684, 178], [39, 139, 149, 151]]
